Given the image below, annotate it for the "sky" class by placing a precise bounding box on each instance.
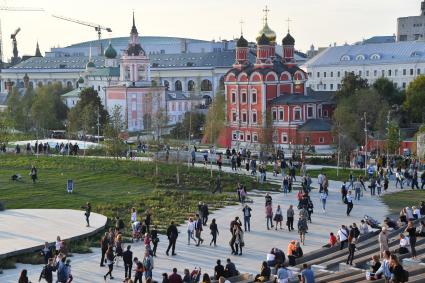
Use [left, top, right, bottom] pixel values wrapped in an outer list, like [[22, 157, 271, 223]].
[[0, 0, 422, 61]]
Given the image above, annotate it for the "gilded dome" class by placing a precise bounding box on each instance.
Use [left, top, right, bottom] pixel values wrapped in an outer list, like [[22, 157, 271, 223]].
[[256, 21, 276, 43]]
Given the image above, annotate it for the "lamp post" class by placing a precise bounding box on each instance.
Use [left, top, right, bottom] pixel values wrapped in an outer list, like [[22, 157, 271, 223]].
[[363, 112, 368, 177]]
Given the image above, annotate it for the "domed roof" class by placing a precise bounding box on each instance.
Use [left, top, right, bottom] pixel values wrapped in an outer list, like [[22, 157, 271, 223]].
[[257, 33, 270, 45], [256, 21, 276, 43], [78, 76, 84, 84], [86, 61, 95, 69], [282, 32, 295, 46], [237, 35, 248, 48], [104, 42, 117, 59]]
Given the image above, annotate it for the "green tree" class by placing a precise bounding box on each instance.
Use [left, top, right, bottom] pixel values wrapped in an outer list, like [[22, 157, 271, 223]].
[[104, 105, 126, 158], [404, 75, 425, 122], [372, 77, 404, 106], [387, 121, 400, 155], [0, 112, 12, 144], [170, 112, 205, 139], [203, 91, 225, 144], [336, 72, 369, 98]]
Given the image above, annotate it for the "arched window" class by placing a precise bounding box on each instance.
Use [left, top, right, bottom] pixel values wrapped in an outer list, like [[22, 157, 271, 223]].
[[188, 80, 195, 91], [340, 55, 351, 61], [201, 79, 212, 91], [175, 80, 182, 91], [66, 81, 73, 89], [293, 107, 302, 121], [125, 67, 131, 80], [37, 81, 43, 87], [163, 80, 170, 90], [29, 81, 34, 88], [370, 53, 381, 60], [355, 54, 366, 61], [219, 76, 225, 90], [251, 89, 257, 104], [47, 81, 52, 86]]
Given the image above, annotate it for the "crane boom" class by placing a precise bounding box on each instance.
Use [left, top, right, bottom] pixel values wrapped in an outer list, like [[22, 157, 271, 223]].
[[52, 14, 112, 32], [0, 6, 44, 11]]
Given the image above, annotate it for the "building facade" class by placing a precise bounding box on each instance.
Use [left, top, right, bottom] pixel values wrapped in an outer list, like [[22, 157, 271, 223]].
[[302, 40, 425, 92], [222, 19, 335, 151], [397, 1, 425, 41]]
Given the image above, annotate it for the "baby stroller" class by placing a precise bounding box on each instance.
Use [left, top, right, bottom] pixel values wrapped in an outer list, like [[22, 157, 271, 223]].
[[132, 221, 142, 242], [11, 173, 22, 181], [364, 215, 381, 229]]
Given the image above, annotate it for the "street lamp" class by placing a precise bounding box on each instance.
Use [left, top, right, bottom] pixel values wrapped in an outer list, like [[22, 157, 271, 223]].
[[362, 112, 368, 177]]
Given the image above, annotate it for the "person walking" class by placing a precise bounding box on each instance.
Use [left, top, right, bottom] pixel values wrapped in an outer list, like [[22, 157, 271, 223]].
[[195, 214, 204, 246], [346, 191, 354, 216], [297, 217, 308, 245], [187, 217, 196, 245], [242, 204, 252, 232], [379, 227, 389, 259], [104, 246, 115, 280], [123, 245, 133, 279], [354, 177, 362, 201], [320, 191, 327, 212], [82, 202, 91, 227], [405, 221, 417, 259], [234, 225, 244, 255], [266, 203, 274, 230], [39, 258, 56, 283], [287, 205, 294, 231], [142, 250, 154, 280], [346, 234, 356, 265], [100, 232, 109, 267], [210, 218, 219, 246], [274, 205, 283, 229], [166, 221, 178, 256], [30, 165, 37, 184], [151, 225, 159, 257], [213, 174, 222, 194]]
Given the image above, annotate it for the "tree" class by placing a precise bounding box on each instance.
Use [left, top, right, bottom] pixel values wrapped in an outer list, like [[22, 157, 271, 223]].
[[68, 87, 108, 135], [336, 72, 369, 98], [387, 121, 400, 155], [203, 90, 225, 144], [104, 105, 126, 158], [372, 77, 404, 106], [0, 112, 12, 144], [170, 112, 205, 139], [404, 75, 425, 122]]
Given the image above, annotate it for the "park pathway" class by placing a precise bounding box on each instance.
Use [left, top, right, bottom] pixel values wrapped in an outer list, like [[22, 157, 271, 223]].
[[0, 163, 392, 283]]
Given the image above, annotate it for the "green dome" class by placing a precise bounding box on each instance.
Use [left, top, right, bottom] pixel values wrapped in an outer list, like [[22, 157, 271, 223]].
[[86, 61, 96, 69], [257, 33, 270, 45], [104, 43, 117, 59], [237, 35, 248, 48], [78, 76, 84, 83]]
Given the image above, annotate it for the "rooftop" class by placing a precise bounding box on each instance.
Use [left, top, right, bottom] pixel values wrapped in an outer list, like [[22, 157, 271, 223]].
[[297, 119, 332, 132]]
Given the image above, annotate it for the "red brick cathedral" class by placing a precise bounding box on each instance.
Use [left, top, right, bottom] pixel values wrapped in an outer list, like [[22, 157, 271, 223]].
[[221, 16, 334, 152]]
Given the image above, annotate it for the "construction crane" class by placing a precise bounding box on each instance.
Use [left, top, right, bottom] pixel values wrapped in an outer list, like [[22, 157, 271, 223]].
[[0, 6, 44, 67], [52, 14, 112, 55]]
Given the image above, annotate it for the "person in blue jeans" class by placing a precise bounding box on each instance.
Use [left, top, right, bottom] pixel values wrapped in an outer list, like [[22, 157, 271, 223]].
[[242, 204, 252, 232]]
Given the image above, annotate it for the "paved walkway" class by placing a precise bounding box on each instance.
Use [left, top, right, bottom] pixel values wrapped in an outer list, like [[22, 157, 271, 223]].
[[0, 171, 391, 283], [0, 209, 107, 258]]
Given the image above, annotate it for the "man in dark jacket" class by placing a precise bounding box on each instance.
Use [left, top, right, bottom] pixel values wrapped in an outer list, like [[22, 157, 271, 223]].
[[166, 221, 178, 256], [195, 214, 204, 246], [168, 267, 183, 283], [201, 203, 209, 225], [123, 245, 133, 279], [214, 259, 225, 280], [100, 232, 109, 266], [39, 258, 56, 283], [133, 257, 143, 283]]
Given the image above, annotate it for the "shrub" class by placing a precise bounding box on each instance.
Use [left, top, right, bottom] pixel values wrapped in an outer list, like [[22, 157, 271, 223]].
[[0, 201, 5, 211]]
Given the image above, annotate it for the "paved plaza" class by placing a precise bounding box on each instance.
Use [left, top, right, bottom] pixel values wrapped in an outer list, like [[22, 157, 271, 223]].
[[0, 165, 391, 283]]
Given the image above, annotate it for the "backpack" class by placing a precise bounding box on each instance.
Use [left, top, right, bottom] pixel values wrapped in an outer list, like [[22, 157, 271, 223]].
[[41, 265, 48, 279]]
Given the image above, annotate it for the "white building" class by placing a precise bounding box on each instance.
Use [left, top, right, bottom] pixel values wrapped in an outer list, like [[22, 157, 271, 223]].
[[302, 40, 425, 91], [397, 1, 425, 41]]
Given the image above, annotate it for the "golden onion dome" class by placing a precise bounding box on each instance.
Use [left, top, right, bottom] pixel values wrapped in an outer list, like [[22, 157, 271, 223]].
[[256, 21, 276, 43]]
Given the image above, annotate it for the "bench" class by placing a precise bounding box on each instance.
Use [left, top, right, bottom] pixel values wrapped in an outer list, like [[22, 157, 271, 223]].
[[315, 268, 362, 283]]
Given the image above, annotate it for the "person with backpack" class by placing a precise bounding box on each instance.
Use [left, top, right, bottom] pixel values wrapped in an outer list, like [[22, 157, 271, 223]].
[[142, 250, 154, 280], [39, 258, 56, 283]]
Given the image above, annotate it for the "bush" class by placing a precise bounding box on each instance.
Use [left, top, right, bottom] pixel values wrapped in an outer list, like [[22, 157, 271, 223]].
[[0, 201, 5, 211]]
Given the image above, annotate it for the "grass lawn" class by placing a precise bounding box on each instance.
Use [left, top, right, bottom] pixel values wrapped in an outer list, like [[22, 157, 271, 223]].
[[306, 167, 364, 182], [381, 190, 425, 215], [0, 155, 278, 232]]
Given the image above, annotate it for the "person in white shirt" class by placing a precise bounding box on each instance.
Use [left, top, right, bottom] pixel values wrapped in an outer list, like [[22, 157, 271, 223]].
[[405, 207, 414, 220], [359, 219, 369, 234], [131, 207, 137, 223], [398, 233, 410, 254], [187, 217, 196, 245], [320, 192, 327, 212], [337, 225, 349, 250], [317, 173, 324, 192], [346, 191, 354, 216]]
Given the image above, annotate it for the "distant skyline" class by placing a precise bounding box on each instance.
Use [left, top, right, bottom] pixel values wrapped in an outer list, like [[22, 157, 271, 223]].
[[0, 0, 422, 61]]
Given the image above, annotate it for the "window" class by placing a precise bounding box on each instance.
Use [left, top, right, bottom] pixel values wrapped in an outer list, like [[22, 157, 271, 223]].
[[241, 92, 247, 103], [381, 70, 385, 77], [319, 137, 325, 144], [251, 90, 257, 104], [337, 84, 341, 90], [410, 69, 414, 76], [252, 133, 258, 142], [324, 72, 327, 78], [231, 92, 236, 103], [366, 70, 369, 77], [356, 54, 365, 60], [242, 112, 247, 123], [232, 112, 237, 122], [304, 137, 310, 144], [395, 69, 398, 76], [282, 134, 288, 144], [418, 69, 421, 75], [175, 80, 182, 91], [279, 109, 284, 120], [374, 70, 377, 77], [232, 132, 237, 140], [359, 70, 362, 76], [272, 110, 277, 121], [172, 102, 176, 111], [317, 72, 320, 78], [337, 71, 340, 78], [201, 79, 212, 91], [307, 106, 314, 118], [341, 55, 351, 61], [323, 84, 327, 90], [294, 107, 301, 121], [318, 105, 323, 118], [252, 112, 257, 124], [188, 80, 195, 91], [239, 133, 244, 141], [323, 110, 329, 118], [246, 133, 251, 141], [403, 69, 407, 76], [330, 72, 333, 77], [370, 53, 381, 60], [388, 70, 392, 76], [402, 82, 406, 89]]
